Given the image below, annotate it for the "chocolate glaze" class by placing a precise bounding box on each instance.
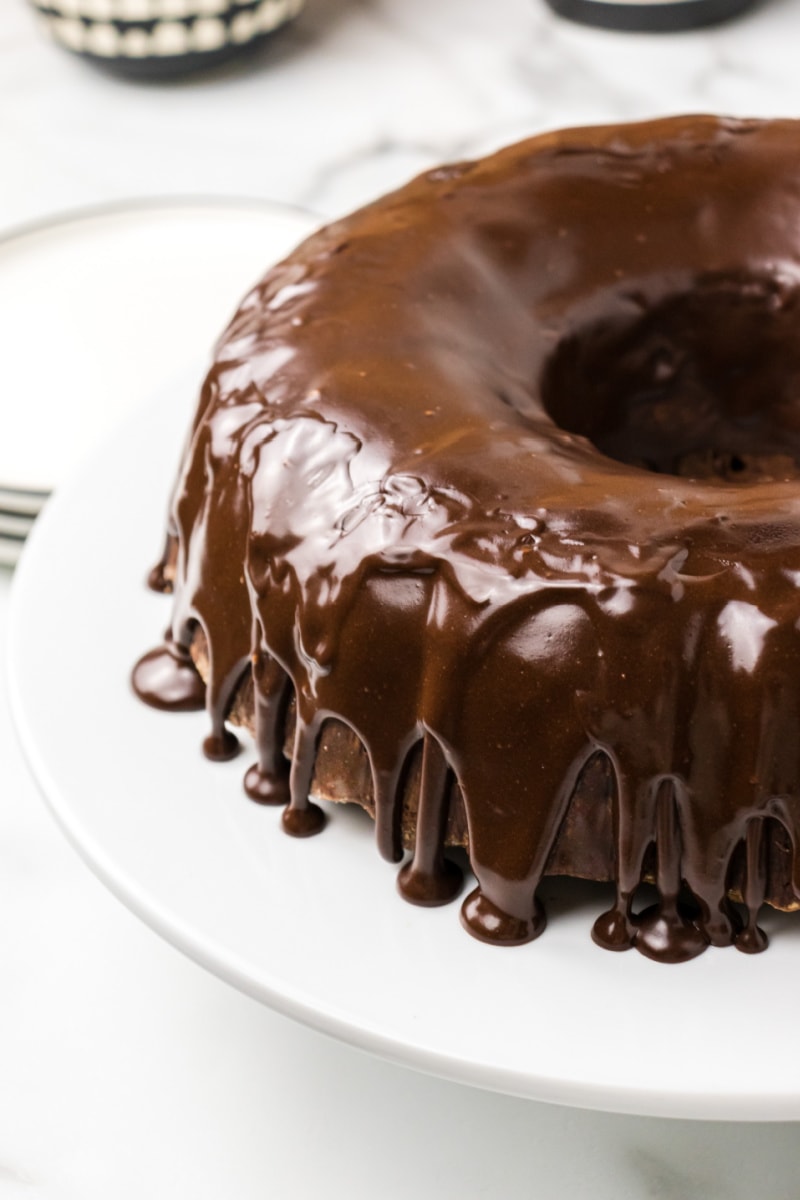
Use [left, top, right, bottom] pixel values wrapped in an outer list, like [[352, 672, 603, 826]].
[[134, 115, 800, 962], [132, 634, 205, 712]]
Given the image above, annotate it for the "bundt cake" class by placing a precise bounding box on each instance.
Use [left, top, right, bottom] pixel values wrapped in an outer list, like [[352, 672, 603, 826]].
[[134, 114, 800, 963]]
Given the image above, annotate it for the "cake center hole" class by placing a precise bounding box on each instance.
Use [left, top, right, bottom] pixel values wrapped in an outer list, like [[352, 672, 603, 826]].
[[542, 275, 800, 482]]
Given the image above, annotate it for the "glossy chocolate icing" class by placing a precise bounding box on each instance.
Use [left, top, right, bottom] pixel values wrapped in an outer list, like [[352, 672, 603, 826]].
[[133, 115, 800, 962]]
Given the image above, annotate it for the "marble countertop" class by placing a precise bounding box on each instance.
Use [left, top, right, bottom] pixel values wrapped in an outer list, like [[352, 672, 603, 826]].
[[4, 0, 800, 1194], [5, 0, 800, 229]]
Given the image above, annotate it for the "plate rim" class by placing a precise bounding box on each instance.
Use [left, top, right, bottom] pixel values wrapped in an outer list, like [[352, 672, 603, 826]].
[[0, 192, 319, 255]]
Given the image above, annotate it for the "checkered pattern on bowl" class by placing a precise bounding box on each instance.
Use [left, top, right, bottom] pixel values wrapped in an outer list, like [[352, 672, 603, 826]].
[[30, 0, 304, 64]]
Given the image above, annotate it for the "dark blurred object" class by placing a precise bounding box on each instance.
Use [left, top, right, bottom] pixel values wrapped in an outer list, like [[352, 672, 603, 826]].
[[28, 0, 305, 78], [544, 0, 754, 30]]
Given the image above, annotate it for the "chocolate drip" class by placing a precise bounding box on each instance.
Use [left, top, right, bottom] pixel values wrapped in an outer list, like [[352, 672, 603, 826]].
[[737, 818, 769, 954], [372, 753, 406, 864], [635, 784, 709, 964], [146, 532, 177, 594], [136, 115, 800, 959], [147, 563, 171, 594], [282, 713, 325, 837], [461, 884, 546, 947], [203, 727, 240, 761], [132, 632, 205, 711], [202, 656, 246, 762], [397, 734, 463, 905], [592, 765, 642, 953], [244, 650, 291, 805]]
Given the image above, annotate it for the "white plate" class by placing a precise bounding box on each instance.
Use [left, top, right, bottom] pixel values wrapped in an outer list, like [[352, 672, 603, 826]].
[[0, 198, 319, 493], [10, 384, 800, 1123]]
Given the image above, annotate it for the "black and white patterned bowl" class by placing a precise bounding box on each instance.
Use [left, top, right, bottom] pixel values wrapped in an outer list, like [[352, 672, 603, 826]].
[[29, 0, 305, 76]]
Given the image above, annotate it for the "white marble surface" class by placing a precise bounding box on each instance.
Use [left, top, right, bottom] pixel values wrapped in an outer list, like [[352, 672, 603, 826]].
[[3, 0, 800, 229], [5, 0, 800, 1193]]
